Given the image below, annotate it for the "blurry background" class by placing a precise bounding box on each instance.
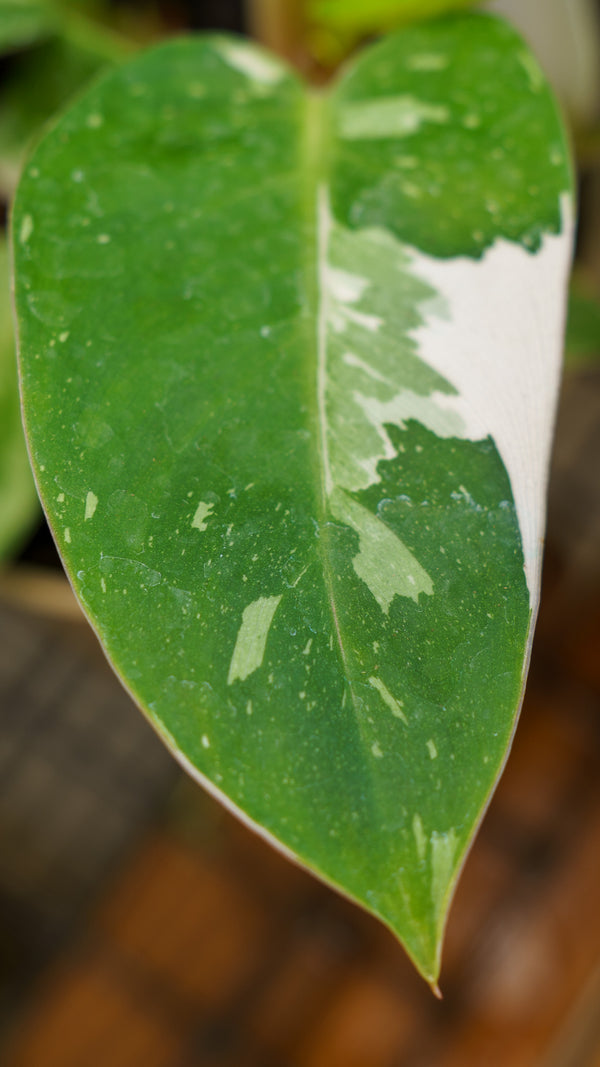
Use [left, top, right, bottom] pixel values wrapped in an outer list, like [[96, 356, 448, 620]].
[[1, 1, 600, 1064]]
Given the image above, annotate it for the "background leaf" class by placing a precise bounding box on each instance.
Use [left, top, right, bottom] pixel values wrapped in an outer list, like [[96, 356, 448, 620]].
[[0, 236, 38, 561], [0, 29, 124, 196], [0, 2, 133, 197], [565, 279, 600, 365], [309, 0, 482, 29], [306, 0, 484, 65], [0, 0, 58, 53], [13, 15, 572, 983]]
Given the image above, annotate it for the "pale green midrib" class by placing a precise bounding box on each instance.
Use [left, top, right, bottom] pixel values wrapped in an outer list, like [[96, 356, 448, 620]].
[[300, 92, 389, 790], [299, 95, 439, 978], [301, 91, 355, 687]]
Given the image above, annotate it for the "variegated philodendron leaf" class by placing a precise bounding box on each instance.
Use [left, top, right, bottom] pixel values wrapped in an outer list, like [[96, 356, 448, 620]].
[[12, 14, 573, 985]]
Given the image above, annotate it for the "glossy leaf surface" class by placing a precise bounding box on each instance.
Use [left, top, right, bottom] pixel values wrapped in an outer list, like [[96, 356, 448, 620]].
[[0, 237, 38, 560], [13, 16, 573, 983]]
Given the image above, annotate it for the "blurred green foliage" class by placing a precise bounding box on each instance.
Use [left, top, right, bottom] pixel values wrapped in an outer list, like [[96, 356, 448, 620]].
[[306, 0, 483, 66], [0, 236, 38, 560], [565, 280, 600, 365], [0, 2, 132, 195], [0, 0, 58, 53]]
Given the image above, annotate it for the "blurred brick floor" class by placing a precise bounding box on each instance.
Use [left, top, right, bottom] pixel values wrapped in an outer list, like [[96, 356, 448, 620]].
[[0, 368, 599, 1066]]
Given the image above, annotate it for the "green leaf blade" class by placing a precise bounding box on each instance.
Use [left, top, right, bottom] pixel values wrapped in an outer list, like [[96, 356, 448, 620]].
[[329, 14, 570, 257], [13, 17, 573, 983]]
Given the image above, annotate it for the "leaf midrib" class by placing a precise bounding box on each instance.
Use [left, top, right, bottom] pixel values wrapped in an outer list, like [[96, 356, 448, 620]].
[[301, 89, 363, 718], [301, 94, 411, 891]]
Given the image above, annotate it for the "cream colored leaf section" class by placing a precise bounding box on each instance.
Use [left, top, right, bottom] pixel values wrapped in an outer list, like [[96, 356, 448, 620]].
[[317, 190, 445, 614], [330, 489, 433, 612], [318, 186, 574, 609], [408, 196, 575, 595], [412, 813, 427, 862], [84, 491, 98, 521], [368, 675, 408, 723], [214, 39, 287, 85], [338, 96, 449, 140], [191, 501, 214, 531], [227, 595, 282, 685], [318, 190, 461, 500], [430, 828, 459, 912]]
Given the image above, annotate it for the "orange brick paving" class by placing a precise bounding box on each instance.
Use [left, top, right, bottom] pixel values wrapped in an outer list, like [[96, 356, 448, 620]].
[[95, 837, 273, 1014], [4, 952, 183, 1067], [294, 969, 418, 1067]]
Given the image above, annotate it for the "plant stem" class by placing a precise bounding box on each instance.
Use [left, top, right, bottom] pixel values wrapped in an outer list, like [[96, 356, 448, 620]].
[[245, 0, 314, 75]]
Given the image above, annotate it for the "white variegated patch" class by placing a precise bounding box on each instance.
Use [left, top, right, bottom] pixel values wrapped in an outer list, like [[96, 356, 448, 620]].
[[317, 185, 574, 609], [215, 39, 287, 86], [408, 195, 574, 597], [338, 96, 450, 140]]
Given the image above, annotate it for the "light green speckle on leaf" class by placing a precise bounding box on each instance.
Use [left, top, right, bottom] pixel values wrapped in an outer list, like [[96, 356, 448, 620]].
[[339, 96, 449, 140], [413, 813, 427, 862], [191, 500, 214, 531], [331, 489, 433, 612], [369, 675, 408, 724], [84, 490, 98, 520], [19, 213, 33, 245], [215, 37, 287, 85], [227, 595, 283, 685], [407, 53, 449, 71], [431, 828, 459, 912]]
